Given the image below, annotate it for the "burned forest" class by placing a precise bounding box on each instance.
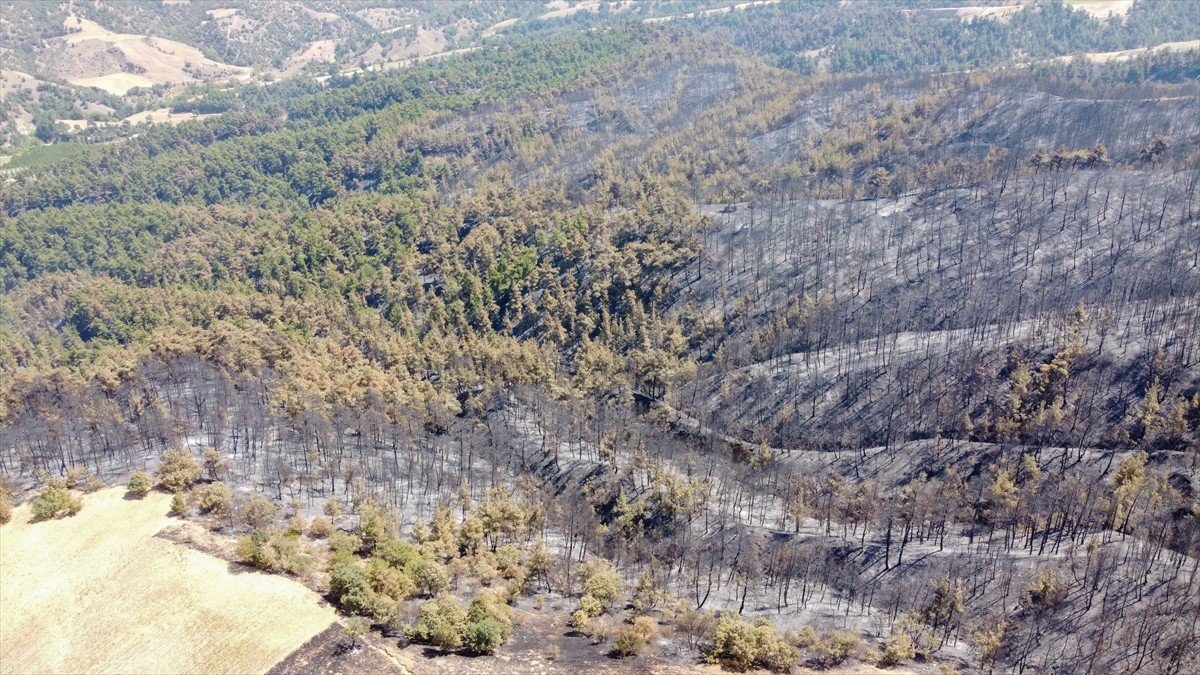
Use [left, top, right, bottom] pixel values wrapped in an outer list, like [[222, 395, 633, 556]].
[[2, 2, 1199, 674]]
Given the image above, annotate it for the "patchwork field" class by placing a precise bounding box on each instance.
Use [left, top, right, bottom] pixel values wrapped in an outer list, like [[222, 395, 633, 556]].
[[0, 488, 336, 675]]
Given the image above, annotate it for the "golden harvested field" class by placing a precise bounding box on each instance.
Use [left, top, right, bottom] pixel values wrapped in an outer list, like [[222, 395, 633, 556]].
[[0, 488, 336, 675]]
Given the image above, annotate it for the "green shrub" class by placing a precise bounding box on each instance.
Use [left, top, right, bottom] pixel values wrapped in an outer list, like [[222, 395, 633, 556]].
[[307, 516, 334, 539], [243, 494, 278, 529], [0, 490, 11, 525], [464, 617, 506, 654], [287, 514, 307, 535], [157, 449, 200, 492], [236, 529, 280, 570], [577, 593, 603, 618], [467, 591, 513, 642], [369, 593, 400, 626], [30, 480, 83, 521], [405, 556, 449, 597], [374, 538, 420, 568], [127, 471, 153, 498], [583, 565, 623, 608], [881, 629, 916, 666], [271, 532, 313, 576], [169, 491, 188, 517], [412, 595, 467, 650], [197, 482, 233, 515], [707, 614, 800, 673], [328, 530, 363, 554], [612, 629, 647, 657], [569, 609, 592, 632], [355, 502, 398, 551], [329, 557, 374, 615], [342, 617, 369, 648], [612, 617, 657, 658], [812, 631, 859, 669]]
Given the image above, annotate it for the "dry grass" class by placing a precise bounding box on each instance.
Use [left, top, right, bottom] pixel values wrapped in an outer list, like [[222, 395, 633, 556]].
[[71, 73, 156, 95], [540, 1, 600, 21], [49, 108, 216, 133], [482, 18, 520, 39], [953, 5, 1024, 21], [302, 7, 340, 23], [58, 16, 250, 95], [905, 1, 1132, 23], [119, 108, 215, 125], [386, 27, 448, 60], [355, 7, 417, 30], [0, 69, 41, 97], [0, 487, 336, 675], [644, 0, 779, 24], [1073, 39, 1200, 62], [281, 39, 339, 76], [1065, 0, 1135, 18]]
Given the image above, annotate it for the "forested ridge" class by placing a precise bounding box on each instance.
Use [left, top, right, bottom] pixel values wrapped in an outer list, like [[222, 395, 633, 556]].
[[1, 9, 1199, 675]]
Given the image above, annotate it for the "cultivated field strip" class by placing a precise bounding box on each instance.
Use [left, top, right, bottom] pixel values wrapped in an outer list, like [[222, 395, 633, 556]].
[[0, 488, 336, 675]]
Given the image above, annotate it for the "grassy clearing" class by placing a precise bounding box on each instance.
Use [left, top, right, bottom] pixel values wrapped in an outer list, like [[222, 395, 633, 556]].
[[0, 487, 336, 675]]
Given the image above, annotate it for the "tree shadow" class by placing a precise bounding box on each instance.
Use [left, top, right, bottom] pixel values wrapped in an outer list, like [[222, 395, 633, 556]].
[[225, 560, 257, 575]]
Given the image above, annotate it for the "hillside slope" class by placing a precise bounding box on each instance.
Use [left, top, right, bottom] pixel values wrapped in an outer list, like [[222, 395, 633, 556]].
[[0, 20, 1197, 675]]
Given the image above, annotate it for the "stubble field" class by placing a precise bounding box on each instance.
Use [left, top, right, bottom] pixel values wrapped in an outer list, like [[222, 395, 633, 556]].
[[0, 487, 336, 675]]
